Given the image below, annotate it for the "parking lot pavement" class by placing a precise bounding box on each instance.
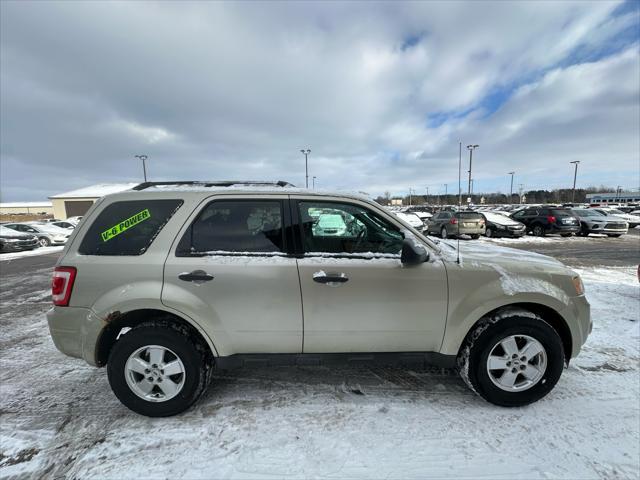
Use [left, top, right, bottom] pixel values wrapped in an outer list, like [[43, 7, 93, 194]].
[[480, 227, 640, 267], [1, 241, 638, 478]]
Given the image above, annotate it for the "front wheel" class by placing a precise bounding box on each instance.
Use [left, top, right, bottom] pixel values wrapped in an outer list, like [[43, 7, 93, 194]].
[[485, 228, 493, 238], [107, 322, 212, 417], [39, 237, 51, 247], [457, 311, 564, 407]]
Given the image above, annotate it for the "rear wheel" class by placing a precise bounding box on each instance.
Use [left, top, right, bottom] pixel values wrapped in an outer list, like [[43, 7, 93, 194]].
[[107, 322, 212, 417], [470, 234, 480, 239], [532, 224, 545, 237], [560, 233, 572, 237], [39, 237, 51, 247], [441, 227, 448, 239], [457, 311, 564, 407]]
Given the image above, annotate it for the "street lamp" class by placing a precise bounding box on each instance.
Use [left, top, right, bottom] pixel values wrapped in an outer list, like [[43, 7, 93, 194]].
[[466, 144, 479, 200], [508, 171, 515, 203], [313, 176, 317, 189], [135, 155, 148, 182], [570, 161, 580, 202], [300, 149, 311, 188]]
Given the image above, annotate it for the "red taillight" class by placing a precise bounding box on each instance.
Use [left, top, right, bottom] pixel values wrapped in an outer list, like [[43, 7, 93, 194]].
[[52, 266, 76, 306], [450, 217, 458, 225], [547, 215, 556, 223]]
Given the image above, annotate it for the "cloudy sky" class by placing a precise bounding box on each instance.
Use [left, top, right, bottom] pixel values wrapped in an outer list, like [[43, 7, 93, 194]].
[[1, 1, 638, 201]]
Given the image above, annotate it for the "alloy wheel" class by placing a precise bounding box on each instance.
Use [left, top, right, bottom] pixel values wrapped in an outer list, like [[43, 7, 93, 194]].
[[486, 335, 547, 392], [124, 345, 186, 402]]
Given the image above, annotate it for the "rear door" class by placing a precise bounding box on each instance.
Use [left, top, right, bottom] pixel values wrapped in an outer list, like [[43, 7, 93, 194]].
[[161, 195, 303, 356], [294, 197, 448, 353]]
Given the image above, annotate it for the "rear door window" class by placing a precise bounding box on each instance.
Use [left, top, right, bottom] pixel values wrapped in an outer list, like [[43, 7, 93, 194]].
[[78, 199, 183, 256], [176, 200, 285, 256]]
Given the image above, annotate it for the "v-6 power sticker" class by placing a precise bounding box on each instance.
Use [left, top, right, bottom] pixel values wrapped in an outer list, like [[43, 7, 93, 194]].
[[101, 208, 151, 242]]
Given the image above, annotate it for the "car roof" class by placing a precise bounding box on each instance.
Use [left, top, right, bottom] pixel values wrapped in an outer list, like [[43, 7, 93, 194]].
[[98, 181, 376, 204]]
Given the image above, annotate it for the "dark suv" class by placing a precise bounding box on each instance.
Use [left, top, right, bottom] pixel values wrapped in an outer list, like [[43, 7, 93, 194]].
[[511, 207, 580, 237]]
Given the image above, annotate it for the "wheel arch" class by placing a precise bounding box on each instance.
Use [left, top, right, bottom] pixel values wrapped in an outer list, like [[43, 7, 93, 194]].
[[95, 308, 217, 367], [458, 302, 572, 364]]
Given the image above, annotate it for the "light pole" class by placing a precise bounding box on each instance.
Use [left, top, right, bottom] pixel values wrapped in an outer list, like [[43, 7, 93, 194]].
[[301, 149, 311, 188], [425, 186, 429, 204], [570, 161, 580, 202], [409, 188, 413, 206], [135, 155, 148, 182], [466, 144, 479, 201], [508, 171, 515, 203], [313, 176, 317, 189], [518, 184, 524, 204]]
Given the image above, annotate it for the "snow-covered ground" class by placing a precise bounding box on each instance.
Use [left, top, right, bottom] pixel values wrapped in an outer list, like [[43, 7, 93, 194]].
[[0, 246, 63, 262], [0, 264, 638, 478]]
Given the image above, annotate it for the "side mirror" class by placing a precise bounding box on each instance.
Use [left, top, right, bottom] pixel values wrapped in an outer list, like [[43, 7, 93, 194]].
[[401, 238, 429, 265]]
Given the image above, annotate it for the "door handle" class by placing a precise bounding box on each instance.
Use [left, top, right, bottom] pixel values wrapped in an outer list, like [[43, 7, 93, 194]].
[[178, 270, 214, 283], [313, 271, 349, 285]]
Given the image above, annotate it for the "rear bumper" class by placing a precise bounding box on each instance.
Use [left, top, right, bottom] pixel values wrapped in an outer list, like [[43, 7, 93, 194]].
[[452, 226, 485, 235], [548, 225, 580, 234], [47, 306, 101, 366]]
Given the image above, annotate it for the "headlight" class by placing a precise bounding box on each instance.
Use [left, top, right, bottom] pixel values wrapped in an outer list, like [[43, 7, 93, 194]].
[[572, 276, 585, 295], [496, 224, 506, 230]]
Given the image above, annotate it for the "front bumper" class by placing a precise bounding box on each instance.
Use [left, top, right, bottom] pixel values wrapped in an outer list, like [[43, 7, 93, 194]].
[[47, 306, 101, 366], [561, 295, 591, 359], [0, 240, 39, 252]]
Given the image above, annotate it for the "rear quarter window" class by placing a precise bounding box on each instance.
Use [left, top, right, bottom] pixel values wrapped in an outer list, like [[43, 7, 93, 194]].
[[78, 199, 183, 256]]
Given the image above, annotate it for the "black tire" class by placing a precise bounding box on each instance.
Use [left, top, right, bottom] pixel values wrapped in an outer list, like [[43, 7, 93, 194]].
[[107, 322, 212, 417], [607, 234, 621, 238], [39, 236, 51, 247], [470, 234, 480, 239], [485, 228, 493, 238], [457, 311, 565, 407], [560, 233, 572, 237], [532, 224, 545, 237], [441, 227, 448, 239]]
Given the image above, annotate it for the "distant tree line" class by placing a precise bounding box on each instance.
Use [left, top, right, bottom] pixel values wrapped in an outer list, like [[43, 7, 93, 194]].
[[375, 186, 621, 206]]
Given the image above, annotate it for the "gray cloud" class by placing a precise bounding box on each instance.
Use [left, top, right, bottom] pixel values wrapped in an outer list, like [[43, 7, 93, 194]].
[[1, 1, 638, 200]]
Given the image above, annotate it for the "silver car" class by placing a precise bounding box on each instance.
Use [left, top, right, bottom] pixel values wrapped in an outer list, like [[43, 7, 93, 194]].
[[572, 208, 628, 237], [4, 222, 70, 247], [47, 181, 590, 416]]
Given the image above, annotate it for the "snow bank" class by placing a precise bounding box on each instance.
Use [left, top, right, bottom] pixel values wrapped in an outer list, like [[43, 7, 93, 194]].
[[0, 246, 63, 261]]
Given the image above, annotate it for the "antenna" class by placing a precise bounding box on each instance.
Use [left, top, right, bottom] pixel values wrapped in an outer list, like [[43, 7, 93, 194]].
[[457, 141, 462, 264]]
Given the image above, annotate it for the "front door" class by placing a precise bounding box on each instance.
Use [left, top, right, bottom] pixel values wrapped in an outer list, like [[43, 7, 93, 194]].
[[294, 198, 448, 353], [162, 196, 303, 356]]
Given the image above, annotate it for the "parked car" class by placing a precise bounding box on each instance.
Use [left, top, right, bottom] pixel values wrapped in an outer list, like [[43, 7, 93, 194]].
[[395, 212, 426, 232], [590, 208, 640, 228], [510, 207, 580, 237], [481, 212, 526, 238], [66, 216, 83, 225], [426, 211, 485, 239], [0, 225, 39, 252], [313, 213, 348, 236], [52, 221, 76, 230], [47, 181, 590, 416], [4, 222, 71, 247], [571, 209, 628, 237]]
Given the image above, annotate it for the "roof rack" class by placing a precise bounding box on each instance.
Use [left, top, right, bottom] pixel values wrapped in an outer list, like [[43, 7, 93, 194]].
[[132, 180, 295, 191]]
